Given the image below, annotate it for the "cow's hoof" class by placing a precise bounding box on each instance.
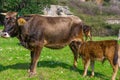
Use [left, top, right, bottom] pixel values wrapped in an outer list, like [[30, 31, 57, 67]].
[[29, 72, 36, 77], [28, 69, 30, 73]]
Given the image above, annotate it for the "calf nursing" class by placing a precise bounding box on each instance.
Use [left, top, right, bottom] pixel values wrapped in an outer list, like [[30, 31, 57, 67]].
[[70, 40, 120, 80]]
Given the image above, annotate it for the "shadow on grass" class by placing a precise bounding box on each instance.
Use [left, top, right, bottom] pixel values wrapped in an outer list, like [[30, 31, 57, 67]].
[[0, 60, 108, 79]]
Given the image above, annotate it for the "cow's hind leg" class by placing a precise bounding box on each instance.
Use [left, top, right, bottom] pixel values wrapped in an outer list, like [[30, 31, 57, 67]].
[[83, 59, 90, 77], [29, 46, 43, 77], [88, 31, 92, 41], [85, 31, 92, 41]]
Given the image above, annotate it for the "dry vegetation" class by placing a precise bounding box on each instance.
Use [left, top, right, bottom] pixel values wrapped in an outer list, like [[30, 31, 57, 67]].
[[58, 0, 120, 36]]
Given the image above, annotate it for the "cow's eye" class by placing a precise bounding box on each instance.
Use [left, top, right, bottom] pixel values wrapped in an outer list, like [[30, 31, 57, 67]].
[[5, 18, 9, 20], [6, 18, 8, 20]]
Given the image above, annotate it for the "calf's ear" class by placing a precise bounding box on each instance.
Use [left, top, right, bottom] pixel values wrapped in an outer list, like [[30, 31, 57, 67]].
[[17, 18, 26, 26]]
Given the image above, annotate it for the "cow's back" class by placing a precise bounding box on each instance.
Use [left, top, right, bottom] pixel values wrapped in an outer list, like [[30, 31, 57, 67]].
[[25, 15, 83, 48]]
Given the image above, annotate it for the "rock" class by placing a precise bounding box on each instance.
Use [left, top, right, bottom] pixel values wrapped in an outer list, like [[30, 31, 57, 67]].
[[43, 5, 73, 16]]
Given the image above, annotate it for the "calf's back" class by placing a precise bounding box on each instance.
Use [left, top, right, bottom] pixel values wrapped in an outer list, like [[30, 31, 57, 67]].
[[79, 40, 118, 64]]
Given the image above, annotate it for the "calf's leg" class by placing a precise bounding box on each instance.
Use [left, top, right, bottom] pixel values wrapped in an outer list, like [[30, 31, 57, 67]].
[[83, 59, 90, 77], [109, 59, 118, 80], [111, 64, 118, 80], [90, 61, 95, 77]]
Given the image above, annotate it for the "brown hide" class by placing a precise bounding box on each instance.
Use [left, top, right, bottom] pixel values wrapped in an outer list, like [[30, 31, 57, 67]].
[[71, 40, 119, 80], [79, 40, 118, 63], [1, 12, 84, 77], [19, 15, 84, 49]]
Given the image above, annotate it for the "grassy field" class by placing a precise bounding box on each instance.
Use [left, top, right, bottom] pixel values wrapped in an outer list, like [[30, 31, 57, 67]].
[[0, 35, 120, 80]]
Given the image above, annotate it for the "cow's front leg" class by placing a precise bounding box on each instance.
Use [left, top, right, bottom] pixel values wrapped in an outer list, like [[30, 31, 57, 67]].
[[28, 51, 34, 73], [29, 46, 43, 77]]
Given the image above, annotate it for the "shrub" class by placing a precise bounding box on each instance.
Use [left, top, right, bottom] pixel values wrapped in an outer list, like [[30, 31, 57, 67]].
[[68, 0, 120, 15], [0, 0, 58, 14]]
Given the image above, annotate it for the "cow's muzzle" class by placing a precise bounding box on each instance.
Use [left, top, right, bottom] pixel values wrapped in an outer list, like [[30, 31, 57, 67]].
[[0, 32, 10, 38]]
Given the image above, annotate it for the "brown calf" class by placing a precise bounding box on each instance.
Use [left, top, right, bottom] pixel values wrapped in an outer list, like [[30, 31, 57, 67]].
[[70, 40, 120, 80]]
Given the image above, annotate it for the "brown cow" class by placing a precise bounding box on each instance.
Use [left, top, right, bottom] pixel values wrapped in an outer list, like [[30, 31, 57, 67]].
[[1, 12, 84, 77], [70, 40, 120, 80], [83, 25, 92, 41]]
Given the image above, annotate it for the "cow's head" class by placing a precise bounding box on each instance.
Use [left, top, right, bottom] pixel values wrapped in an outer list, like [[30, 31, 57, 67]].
[[1, 12, 26, 38]]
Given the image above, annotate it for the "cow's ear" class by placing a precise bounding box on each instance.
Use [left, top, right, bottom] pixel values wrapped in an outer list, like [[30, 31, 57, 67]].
[[17, 18, 26, 26]]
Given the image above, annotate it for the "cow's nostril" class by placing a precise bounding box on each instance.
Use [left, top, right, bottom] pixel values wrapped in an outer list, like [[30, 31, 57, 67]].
[[4, 33, 7, 36], [1, 32, 10, 38]]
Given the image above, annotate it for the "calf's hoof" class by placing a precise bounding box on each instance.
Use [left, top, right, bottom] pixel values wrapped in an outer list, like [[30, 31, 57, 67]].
[[83, 74, 86, 77], [90, 75, 94, 77]]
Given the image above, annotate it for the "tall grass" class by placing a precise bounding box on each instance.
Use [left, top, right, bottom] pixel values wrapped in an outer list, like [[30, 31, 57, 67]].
[[0, 36, 120, 80]]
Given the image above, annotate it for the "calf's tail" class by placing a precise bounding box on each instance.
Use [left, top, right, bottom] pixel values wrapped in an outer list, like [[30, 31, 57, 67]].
[[113, 44, 118, 65], [118, 45, 120, 68]]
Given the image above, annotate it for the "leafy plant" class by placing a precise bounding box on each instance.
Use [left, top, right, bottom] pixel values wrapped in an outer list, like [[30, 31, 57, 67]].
[[0, 0, 56, 14]]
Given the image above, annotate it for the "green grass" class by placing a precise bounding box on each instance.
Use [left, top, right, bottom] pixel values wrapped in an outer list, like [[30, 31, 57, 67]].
[[0, 36, 120, 80], [0, 26, 3, 30]]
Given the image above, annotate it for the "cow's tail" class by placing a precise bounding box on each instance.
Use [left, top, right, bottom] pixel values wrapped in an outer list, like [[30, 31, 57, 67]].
[[118, 45, 120, 68], [113, 43, 119, 66]]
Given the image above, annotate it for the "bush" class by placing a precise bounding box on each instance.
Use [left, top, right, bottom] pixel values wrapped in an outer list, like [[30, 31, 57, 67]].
[[0, 0, 58, 14], [67, 0, 120, 36], [103, 5, 120, 15], [92, 24, 119, 36], [69, 0, 100, 15], [68, 0, 120, 16]]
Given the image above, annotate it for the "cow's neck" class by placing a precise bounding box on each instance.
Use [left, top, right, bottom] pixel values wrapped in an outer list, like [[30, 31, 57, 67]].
[[17, 25, 29, 43]]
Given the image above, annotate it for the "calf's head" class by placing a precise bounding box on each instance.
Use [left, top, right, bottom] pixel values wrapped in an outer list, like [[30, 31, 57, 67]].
[[1, 12, 26, 38]]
